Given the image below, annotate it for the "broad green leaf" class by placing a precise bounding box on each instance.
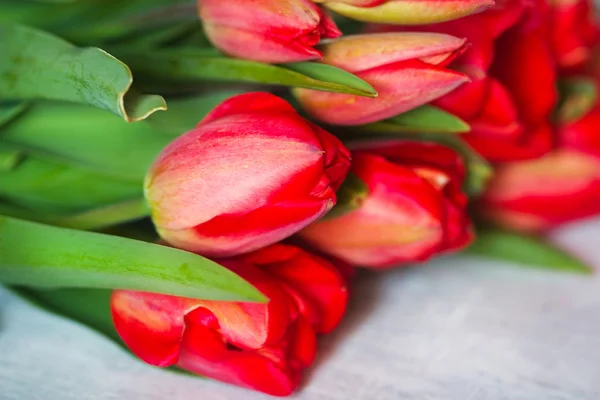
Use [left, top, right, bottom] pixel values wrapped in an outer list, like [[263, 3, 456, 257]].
[[0, 101, 28, 128], [362, 105, 470, 134], [117, 49, 378, 97], [53, 198, 149, 230], [557, 77, 598, 123], [324, 173, 369, 220], [467, 229, 593, 274], [0, 1, 195, 44], [0, 216, 266, 302], [0, 149, 22, 171], [116, 22, 201, 48], [0, 102, 171, 180], [146, 91, 245, 136], [0, 24, 166, 122], [0, 156, 142, 213], [0, 198, 150, 231]]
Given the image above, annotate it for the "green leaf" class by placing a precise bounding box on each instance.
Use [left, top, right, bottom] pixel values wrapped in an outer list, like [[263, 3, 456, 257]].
[[0, 101, 28, 128], [52, 198, 149, 230], [323, 173, 369, 220], [557, 77, 598, 123], [0, 102, 171, 180], [0, 216, 266, 302], [282, 62, 377, 97], [0, 24, 166, 122], [116, 49, 378, 97], [0, 156, 142, 213], [362, 105, 470, 134], [146, 91, 246, 136], [0, 149, 22, 171], [466, 229, 593, 274], [0, 0, 195, 45]]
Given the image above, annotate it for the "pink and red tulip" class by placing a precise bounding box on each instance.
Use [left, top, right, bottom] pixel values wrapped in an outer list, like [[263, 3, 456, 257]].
[[312, 0, 494, 25], [145, 92, 350, 257], [198, 0, 341, 63], [299, 141, 473, 268], [479, 104, 600, 232], [111, 244, 350, 397], [294, 32, 469, 126]]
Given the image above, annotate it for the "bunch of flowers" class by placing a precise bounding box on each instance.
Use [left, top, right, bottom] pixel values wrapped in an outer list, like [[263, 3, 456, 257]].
[[1, 0, 599, 396]]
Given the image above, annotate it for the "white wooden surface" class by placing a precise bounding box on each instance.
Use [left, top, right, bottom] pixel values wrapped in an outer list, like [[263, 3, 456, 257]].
[[1, 218, 600, 399]]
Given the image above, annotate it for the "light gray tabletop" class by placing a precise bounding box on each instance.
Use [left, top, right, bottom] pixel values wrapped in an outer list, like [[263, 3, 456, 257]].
[[1, 218, 600, 400]]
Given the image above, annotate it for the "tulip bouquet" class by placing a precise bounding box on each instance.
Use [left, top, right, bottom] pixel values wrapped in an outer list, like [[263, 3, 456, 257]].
[[1, 0, 600, 397]]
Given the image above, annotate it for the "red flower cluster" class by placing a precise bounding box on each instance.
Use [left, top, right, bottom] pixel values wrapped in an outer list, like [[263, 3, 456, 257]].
[[110, 0, 600, 396], [112, 244, 350, 396]]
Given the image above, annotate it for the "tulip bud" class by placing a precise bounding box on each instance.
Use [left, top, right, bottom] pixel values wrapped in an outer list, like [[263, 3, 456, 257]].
[[145, 92, 351, 257], [198, 0, 341, 63], [313, 0, 494, 25], [294, 32, 469, 125], [299, 141, 473, 268], [479, 105, 600, 232], [111, 244, 349, 396], [478, 150, 600, 232]]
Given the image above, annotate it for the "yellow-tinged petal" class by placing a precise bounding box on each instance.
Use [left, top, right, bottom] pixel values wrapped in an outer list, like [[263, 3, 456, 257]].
[[324, 0, 494, 25]]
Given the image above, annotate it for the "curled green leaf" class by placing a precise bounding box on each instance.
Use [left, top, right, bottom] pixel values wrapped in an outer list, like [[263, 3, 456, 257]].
[[0, 216, 266, 302], [0, 24, 166, 122]]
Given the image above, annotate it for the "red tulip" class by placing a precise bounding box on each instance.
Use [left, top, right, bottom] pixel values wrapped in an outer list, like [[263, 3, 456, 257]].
[[312, 0, 494, 25], [479, 104, 600, 232], [549, 0, 599, 71], [294, 32, 469, 125], [368, 1, 560, 162], [111, 244, 350, 396], [427, 2, 558, 162], [197, 0, 341, 63], [145, 92, 350, 257], [299, 141, 473, 268]]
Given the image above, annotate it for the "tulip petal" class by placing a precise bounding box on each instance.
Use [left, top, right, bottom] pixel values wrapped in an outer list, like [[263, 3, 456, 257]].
[[319, 32, 467, 73], [178, 322, 299, 396], [491, 20, 557, 128], [323, 0, 494, 25], [480, 150, 600, 231], [111, 291, 190, 367], [295, 60, 469, 125], [202, 23, 324, 63]]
